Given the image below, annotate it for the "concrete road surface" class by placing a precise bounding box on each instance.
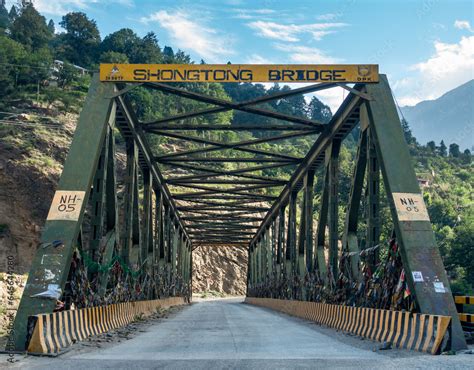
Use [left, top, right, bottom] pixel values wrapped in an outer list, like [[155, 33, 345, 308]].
[[4, 298, 473, 369]]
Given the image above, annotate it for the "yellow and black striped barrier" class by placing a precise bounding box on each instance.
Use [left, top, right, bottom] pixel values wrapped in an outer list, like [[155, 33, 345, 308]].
[[455, 296, 474, 340], [27, 297, 187, 355], [245, 297, 451, 355], [455, 296, 474, 305], [459, 313, 474, 324]]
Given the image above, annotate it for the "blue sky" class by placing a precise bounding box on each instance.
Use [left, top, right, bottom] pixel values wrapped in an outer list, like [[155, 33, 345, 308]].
[[7, 0, 473, 111]]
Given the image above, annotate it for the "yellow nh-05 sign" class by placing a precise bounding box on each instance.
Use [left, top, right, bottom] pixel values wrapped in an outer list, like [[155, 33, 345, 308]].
[[100, 64, 379, 83]]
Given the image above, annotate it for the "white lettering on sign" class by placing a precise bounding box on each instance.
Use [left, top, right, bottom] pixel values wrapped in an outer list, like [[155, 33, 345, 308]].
[[392, 192, 430, 221], [412, 271, 424, 282], [46, 191, 85, 221]]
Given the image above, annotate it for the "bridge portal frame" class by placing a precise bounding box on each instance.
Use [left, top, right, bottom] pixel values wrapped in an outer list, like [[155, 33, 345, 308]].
[[10, 67, 467, 352]]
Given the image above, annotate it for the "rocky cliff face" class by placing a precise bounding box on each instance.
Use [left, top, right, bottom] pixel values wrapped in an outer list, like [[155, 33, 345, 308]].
[[192, 245, 248, 296]]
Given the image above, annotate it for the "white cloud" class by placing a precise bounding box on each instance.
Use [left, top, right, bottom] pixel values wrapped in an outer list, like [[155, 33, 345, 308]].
[[247, 20, 347, 42], [273, 44, 342, 64], [245, 54, 274, 64], [311, 87, 346, 114], [11, 0, 133, 16], [454, 20, 473, 32], [317, 13, 339, 21], [397, 35, 474, 106], [141, 10, 234, 62], [233, 8, 276, 20]]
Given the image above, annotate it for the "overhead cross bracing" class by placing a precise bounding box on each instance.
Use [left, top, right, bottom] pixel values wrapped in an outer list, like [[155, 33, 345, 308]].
[[140, 82, 334, 247]]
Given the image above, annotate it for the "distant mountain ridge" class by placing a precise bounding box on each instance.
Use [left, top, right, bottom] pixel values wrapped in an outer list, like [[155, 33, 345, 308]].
[[401, 80, 473, 150]]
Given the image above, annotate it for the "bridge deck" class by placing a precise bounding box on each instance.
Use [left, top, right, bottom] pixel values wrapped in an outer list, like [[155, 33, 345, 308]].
[[10, 299, 472, 369]]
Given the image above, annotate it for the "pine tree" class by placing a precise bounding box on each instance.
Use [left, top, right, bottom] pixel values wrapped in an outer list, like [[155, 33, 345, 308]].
[[47, 19, 55, 34], [163, 46, 174, 63], [8, 5, 18, 22], [438, 140, 447, 156], [0, 0, 9, 32], [400, 118, 416, 145]]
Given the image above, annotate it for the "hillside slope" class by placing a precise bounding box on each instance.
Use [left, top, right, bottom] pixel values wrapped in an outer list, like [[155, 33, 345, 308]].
[[401, 80, 473, 150]]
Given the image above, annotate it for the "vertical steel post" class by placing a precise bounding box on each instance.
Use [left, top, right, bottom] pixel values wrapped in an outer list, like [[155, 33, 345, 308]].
[[141, 169, 152, 270], [366, 127, 380, 269], [327, 140, 341, 281], [304, 170, 315, 272], [11, 75, 115, 350], [297, 191, 306, 279], [342, 128, 368, 281], [276, 206, 285, 285], [286, 192, 297, 286], [121, 140, 136, 265], [315, 167, 329, 283], [89, 130, 110, 267], [99, 125, 119, 296]]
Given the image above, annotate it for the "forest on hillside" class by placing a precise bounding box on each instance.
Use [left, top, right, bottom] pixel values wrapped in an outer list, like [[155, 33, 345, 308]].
[[0, 2, 472, 294]]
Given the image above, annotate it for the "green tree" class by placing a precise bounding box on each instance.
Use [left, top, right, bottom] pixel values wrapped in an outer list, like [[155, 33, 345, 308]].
[[163, 46, 174, 63], [99, 50, 129, 63], [100, 28, 139, 58], [57, 12, 100, 67], [307, 96, 332, 123], [449, 219, 474, 291], [10, 3, 52, 50], [16, 46, 52, 86], [449, 143, 461, 157], [0, 0, 9, 32], [8, 5, 18, 22], [461, 149, 472, 164], [438, 140, 447, 156], [0, 35, 26, 96], [57, 62, 79, 88], [47, 19, 55, 34], [401, 118, 416, 146], [427, 141, 436, 153], [100, 28, 161, 63]]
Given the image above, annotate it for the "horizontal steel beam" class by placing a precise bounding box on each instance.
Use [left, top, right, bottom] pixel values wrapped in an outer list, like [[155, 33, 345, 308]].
[[177, 198, 268, 206], [167, 179, 286, 185], [157, 157, 301, 163], [186, 224, 259, 230], [191, 237, 253, 242], [193, 243, 248, 248], [169, 182, 280, 193], [174, 193, 276, 201], [143, 82, 335, 127], [145, 124, 318, 131], [178, 206, 270, 212]]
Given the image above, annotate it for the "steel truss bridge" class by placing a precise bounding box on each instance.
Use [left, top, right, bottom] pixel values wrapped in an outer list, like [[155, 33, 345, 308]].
[[11, 64, 467, 352]]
